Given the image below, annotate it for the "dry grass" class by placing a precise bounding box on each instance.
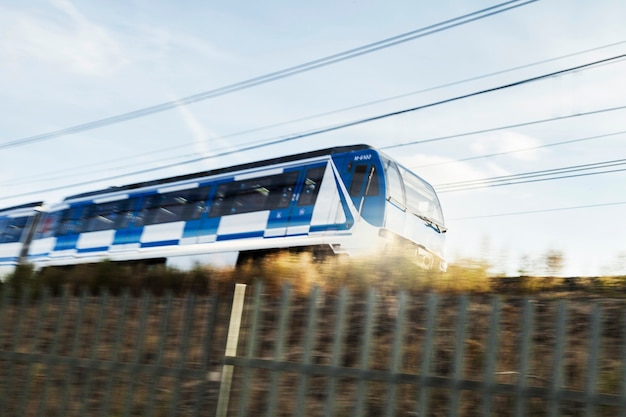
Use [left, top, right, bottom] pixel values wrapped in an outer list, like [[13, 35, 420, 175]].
[[2, 253, 626, 416]]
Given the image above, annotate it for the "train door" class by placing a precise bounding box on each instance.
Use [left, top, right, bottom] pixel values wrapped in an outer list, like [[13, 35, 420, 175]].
[[285, 164, 327, 235], [110, 197, 143, 252], [52, 205, 85, 256]]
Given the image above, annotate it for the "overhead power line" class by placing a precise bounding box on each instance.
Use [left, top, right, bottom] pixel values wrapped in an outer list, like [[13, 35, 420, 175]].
[[436, 158, 626, 192], [2, 52, 625, 203], [12, 110, 626, 190], [411, 130, 626, 168], [383, 104, 626, 152], [12, 41, 624, 188], [448, 201, 626, 220], [0, 0, 537, 151]]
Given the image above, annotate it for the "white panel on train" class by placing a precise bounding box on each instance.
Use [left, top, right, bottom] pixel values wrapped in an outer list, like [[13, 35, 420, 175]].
[[141, 221, 185, 244], [0, 242, 21, 260], [197, 234, 217, 244], [311, 162, 347, 226], [29, 237, 55, 258], [406, 214, 437, 251], [286, 224, 310, 235], [385, 202, 406, 232], [218, 211, 269, 236], [76, 230, 115, 251], [49, 248, 76, 259]]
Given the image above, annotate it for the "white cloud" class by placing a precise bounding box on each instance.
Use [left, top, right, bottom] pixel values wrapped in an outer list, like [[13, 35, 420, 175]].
[[398, 153, 488, 185], [1, 0, 127, 76], [470, 131, 545, 161], [174, 100, 250, 168]]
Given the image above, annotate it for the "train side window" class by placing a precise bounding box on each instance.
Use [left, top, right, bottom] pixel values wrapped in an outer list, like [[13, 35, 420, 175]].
[[141, 186, 212, 226], [115, 198, 139, 229], [0, 218, 7, 243], [349, 164, 367, 197], [0, 216, 27, 243], [35, 213, 59, 239], [267, 171, 299, 209], [142, 194, 181, 225], [299, 166, 326, 206], [398, 166, 444, 224], [2, 216, 28, 243], [209, 172, 300, 217], [384, 160, 405, 207], [210, 182, 265, 217], [57, 206, 83, 236], [141, 194, 175, 226], [180, 186, 211, 220], [83, 201, 122, 232], [234, 180, 271, 214], [209, 183, 231, 217]]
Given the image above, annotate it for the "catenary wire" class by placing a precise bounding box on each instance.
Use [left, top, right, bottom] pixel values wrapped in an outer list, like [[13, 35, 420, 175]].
[[447, 201, 626, 220], [381, 104, 626, 150], [436, 162, 626, 193], [11, 41, 625, 187], [2, 52, 624, 202], [11, 109, 625, 189], [411, 130, 626, 168], [0, 0, 537, 151], [436, 158, 626, 188]]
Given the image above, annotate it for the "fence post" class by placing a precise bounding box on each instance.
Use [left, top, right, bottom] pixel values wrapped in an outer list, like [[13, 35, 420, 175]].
[[216, 283, 247, 417]]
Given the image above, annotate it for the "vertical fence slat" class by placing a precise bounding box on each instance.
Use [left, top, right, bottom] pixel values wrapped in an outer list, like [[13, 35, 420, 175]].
[[216, 283, 247, 417], [416, 293, 439, 417], [585, 302, 602, 417], [620, 308, 626, 417], [449, 294, 468, 417], [36, 289, 69, 417], [294, 285, 320, 417], [78, 290, 108, 417], [354, 289, 377, 417], [146, 292, 174, 417], [168, 292, 197, 417], [265, 284, 292, 417], [323, 287, 349, 417], [58, 288, 88, 417], [0, 286, 30, 416], [237, 282, 263, 417], [98, 290, 131, 417], [17, 288, 49, 415], [384, 290, 407, 417], [192, 294, 220, 417], [515, 298, 534, 417], [548, 300, 568, 417], [122, 291, 152, 417], [482, 296, 501, 416]]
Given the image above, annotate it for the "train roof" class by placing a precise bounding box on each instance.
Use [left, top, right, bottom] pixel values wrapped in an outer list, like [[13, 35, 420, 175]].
[[0, 201, 43, 214], [64, 144, 376, 201]]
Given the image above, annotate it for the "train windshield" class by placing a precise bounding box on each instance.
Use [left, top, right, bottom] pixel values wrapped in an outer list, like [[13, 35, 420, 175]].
[[397, 165, 445, 227]]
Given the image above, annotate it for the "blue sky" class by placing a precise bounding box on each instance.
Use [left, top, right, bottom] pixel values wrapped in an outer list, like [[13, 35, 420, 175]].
[[1, 0, 625, 276]]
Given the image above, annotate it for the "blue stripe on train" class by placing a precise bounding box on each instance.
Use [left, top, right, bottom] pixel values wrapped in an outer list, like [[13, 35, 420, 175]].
[[140, 239, 180, 248], [54, 235, 80, 251], [77, 246, 109, 253], [266, 208, 291, 230], [216, 231, 265, 241]]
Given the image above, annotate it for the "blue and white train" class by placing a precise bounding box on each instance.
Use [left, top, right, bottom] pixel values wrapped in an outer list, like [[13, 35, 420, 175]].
[[0, 144, 446, 278]]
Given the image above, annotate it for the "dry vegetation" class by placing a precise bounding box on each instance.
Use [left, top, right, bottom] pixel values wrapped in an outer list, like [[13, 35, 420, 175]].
[[2, 253, 626, 416]]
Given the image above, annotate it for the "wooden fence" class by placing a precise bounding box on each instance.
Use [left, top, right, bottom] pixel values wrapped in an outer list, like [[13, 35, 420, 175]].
[[1, 282, 626, 416]]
